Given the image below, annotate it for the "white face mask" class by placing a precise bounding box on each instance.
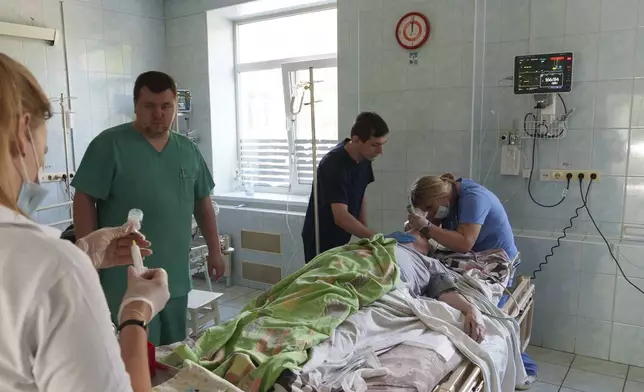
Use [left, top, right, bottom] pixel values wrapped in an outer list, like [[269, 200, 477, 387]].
[[16, 129, 48, 217], [434, 204, 450, 220]]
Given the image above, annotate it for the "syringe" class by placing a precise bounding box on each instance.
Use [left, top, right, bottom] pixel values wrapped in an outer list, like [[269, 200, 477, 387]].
[[131, 240, 145, 274], [127, 208, 146, 274]]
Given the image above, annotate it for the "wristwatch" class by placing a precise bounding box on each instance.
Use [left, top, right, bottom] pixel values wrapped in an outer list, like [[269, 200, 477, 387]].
[[117, 319, 148, 334], [419, 224, 431, 239]]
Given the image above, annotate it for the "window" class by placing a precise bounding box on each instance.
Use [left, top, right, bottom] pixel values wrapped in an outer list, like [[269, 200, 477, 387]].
[[235, 7, 338, 193]]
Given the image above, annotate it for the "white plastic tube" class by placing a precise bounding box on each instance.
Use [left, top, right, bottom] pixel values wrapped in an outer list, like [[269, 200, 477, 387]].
[[127, 208, 145, 274], [131, 240, 145, 274]]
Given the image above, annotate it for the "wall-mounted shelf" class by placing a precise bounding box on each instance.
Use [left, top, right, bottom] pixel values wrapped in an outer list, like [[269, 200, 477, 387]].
[[0, 21, 57, 46]]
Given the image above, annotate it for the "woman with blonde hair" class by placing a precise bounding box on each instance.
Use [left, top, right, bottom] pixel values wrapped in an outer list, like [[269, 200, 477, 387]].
[[406, 173, 540, 389], [406, 173, 518, 261], [0, 53, 170, 391]]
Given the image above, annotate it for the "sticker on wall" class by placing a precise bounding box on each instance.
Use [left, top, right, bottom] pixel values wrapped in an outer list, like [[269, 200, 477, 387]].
[[409, 52, 418, 65]]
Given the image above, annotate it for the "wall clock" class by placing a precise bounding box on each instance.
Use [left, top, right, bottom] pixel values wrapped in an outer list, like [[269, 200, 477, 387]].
[[395, 12, 430, 50]]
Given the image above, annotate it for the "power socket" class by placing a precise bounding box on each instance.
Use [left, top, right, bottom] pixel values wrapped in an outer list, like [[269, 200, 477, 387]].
[[540, 169, 601, 182], [40, 171, 76, 183]]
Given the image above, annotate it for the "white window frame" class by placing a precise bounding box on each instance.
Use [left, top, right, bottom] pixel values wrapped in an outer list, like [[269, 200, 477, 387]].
[[233, 7, 337, 195]]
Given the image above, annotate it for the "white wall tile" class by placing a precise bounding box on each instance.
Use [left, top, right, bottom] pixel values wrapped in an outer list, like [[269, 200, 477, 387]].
[[85, 39, 106, 73], [614, 276, 644, 326], [591, 129, 629, 176], [598, 30, 636, 80], [500, 0, 530, 42], [558, 130, 592, 169], [594, 80, 633, 128], [578, 272, 616, 321], [624, 177, 644, 224], [611, 323, 644, 366], [574, 317, 612, 359], [542, 312, 577, 352], [583, 176, 625, 223], [601, 0, 639, 31], [628, 130, 644, 175], [564, 34, 599, 82], [530, 0, 566, 38], [618, 244, 644, 278], [566, 0, 602, 35]]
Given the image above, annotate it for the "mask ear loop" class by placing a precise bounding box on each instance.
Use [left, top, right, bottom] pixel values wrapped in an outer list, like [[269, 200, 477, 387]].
[[20, 128, 41, 184]]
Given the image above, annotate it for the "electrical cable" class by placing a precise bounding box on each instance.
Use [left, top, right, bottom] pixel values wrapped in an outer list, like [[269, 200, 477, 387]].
[[527, 138, 570, 208], [531, 173, 584, 279], [581, 175, 644, 295]]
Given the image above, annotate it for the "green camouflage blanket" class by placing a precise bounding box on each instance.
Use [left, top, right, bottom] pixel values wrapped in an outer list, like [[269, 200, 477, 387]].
[[164, 234, 399, 392]]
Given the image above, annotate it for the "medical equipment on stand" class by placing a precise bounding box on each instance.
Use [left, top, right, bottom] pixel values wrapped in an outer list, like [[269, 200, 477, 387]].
[[174, 89, 198, 144], [38, 93, 78, 228]]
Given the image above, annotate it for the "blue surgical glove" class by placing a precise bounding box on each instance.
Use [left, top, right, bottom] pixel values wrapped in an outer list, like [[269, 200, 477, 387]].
[[385, 231, 416, 243]]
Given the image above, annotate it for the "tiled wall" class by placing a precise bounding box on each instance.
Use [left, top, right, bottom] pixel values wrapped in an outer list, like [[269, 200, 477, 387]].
[[216, 206, 306, 290], [351, 0, 477, 235], [0, 0, 165, 227], [480, 0, 644, 365]]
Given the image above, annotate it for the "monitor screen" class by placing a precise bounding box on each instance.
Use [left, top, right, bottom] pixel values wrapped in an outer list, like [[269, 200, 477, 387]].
[[514, 52, 573, 95]]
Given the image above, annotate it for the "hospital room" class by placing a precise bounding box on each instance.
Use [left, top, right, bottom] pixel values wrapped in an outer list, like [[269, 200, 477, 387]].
[[2, 0, 644, 391]]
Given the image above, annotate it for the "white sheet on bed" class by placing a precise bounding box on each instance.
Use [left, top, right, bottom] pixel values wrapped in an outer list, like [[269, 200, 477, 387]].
[[301, 286, 456, 392], [302, 283, 527, 392]]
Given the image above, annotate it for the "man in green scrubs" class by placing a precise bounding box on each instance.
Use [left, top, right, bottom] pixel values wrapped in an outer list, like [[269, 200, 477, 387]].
[[72, 71, 225, 345]]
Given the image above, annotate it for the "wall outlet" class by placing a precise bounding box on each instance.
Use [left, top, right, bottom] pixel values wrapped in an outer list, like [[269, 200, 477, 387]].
[[540, 169, 601, 182], [522, 168, 532, 178], [40, 171, 76, 183]]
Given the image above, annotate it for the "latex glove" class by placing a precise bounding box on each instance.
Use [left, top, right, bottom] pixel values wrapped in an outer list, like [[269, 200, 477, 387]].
[[208, 250, 226, 282], [385, 231, 416, 243], [404, 220, 412, 231], [76, 223, 152, 270], [118, 267, 170, 324], [407, 211, 429, 231], [463, 307, 486, 343]]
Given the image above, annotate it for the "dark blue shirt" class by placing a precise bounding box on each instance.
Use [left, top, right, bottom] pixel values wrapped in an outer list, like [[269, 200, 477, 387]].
[[302, 139, 374, 261]]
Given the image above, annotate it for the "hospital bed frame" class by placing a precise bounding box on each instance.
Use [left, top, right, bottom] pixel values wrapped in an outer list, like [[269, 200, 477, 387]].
[[433, 275, 535, 392]]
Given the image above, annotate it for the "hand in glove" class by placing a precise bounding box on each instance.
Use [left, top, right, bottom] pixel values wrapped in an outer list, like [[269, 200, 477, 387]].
[[76, 223, 151, 270], [385, 231, 416, 243], [406, 211, 430, 231], [118, 267, 170, 324]]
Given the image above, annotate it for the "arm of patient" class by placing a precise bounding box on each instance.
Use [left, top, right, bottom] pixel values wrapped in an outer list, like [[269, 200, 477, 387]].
[[423, 272, 486, 343]]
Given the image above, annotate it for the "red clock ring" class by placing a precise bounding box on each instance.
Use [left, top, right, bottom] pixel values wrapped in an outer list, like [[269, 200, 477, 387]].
[[395, 12, 431, 50]]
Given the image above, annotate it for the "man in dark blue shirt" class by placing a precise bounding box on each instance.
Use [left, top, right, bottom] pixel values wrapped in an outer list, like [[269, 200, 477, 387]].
[[302, 112, 389, 262]]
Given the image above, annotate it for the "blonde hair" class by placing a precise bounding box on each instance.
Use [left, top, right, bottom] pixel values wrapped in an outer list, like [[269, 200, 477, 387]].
[[410, 173, 456, 207], [0, 53, 51, 212]]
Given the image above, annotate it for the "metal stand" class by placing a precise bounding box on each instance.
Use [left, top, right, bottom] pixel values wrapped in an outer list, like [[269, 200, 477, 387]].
[[309, 67, 320, 256]]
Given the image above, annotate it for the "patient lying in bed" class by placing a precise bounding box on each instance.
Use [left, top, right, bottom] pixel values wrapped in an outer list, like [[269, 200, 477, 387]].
[[393, 230, 486, 342]]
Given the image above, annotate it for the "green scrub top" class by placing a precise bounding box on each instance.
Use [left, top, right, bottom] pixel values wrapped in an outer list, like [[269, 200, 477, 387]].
[[71, 123, 215, 305]]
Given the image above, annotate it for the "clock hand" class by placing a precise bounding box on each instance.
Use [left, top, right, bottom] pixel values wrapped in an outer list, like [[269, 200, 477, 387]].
[[411, 17, 415, 33]]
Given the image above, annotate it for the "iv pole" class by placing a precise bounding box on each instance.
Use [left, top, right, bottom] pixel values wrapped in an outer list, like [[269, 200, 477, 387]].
[[308, 67, 320, 256]]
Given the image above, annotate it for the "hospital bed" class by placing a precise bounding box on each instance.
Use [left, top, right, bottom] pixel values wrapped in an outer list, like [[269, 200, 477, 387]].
[[154, 245, 535, 392]]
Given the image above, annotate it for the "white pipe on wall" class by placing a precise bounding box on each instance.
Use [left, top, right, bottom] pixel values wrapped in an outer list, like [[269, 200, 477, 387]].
[[0, 21, 57, 45]]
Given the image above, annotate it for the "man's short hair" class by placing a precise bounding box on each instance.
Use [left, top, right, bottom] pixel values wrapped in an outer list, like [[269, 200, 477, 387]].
[[133, 71, 177, 102], [350, 112, 389, 142]]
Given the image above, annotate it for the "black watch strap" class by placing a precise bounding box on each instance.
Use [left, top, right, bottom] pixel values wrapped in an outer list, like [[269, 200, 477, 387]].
[[420, 225, 431, 239], [117, 319, 147, 333]]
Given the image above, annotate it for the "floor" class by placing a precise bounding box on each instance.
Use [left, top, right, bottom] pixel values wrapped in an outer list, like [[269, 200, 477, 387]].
[[522, 346, 644, 392], [192, 280, 644, 392], [192, 279, 260, 328]]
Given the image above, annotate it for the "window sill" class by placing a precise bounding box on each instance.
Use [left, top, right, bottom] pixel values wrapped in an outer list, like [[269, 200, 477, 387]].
[[214, 191, 309, 208]]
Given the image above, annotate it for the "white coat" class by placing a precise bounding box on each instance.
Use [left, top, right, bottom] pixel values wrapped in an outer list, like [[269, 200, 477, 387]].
[[0, 205, 134, 392]]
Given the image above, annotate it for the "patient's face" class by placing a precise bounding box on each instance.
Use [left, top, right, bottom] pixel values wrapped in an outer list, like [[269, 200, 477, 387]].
[[406, 230, 431, 255]]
